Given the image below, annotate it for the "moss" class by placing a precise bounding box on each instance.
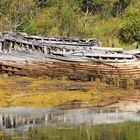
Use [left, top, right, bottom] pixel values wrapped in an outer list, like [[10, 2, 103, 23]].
[[0, 75, 138, 108]]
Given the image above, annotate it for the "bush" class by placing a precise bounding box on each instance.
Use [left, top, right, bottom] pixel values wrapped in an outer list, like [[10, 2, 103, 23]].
[[119, 4, 140, 43]]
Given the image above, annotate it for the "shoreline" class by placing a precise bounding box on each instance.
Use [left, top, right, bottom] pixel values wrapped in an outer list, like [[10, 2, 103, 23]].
[[0, 75, 139, 111]]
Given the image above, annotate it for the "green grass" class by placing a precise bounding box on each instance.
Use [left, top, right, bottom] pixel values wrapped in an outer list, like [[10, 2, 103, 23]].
[[1, 122, 140, 140]]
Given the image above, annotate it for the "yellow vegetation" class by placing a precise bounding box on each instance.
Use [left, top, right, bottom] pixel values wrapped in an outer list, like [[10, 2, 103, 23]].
[[0, 75, 136, 108]]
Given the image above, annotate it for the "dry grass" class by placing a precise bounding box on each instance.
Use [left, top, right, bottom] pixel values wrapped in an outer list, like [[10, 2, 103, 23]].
[[0, 75, 136, 108]]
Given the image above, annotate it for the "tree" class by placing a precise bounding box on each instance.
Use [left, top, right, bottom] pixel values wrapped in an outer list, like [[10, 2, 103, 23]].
[[112, 0, 133, 17], [79, 0, 118, 19], [34, 0, 54, 8], [119, 3, 140, 43], [32, 2, 80, 36], [0, 0, 36, 31], [0, 0, 12, 18]]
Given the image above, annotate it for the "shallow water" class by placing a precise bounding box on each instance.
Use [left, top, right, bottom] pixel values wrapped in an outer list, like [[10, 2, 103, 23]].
[[0, 106, 140, 140]]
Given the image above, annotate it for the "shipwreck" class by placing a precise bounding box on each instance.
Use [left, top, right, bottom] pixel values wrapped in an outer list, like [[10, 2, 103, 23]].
[[0, 31, 140, 80]]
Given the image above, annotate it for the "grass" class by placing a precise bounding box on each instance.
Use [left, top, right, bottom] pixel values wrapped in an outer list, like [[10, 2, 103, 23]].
[[0, 75, 138, 108], [1, 122, 140, 140]]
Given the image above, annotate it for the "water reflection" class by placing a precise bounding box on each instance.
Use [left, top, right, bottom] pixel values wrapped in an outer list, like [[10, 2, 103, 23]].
[[0, 107, 140, 132], [0, 107, 140, 140]]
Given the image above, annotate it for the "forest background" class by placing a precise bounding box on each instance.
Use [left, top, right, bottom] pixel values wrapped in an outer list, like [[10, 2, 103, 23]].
[[0, 0, 140, 48]]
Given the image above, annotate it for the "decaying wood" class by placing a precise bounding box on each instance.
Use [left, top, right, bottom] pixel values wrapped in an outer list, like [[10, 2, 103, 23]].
[[0, 31, 140, 80]]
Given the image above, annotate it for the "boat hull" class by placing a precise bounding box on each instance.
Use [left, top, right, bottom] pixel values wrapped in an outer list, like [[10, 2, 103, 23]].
[[0, 52, 140, 80]]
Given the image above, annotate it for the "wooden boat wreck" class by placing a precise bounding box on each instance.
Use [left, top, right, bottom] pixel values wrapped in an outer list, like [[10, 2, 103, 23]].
[[0, 31, 140, 80]]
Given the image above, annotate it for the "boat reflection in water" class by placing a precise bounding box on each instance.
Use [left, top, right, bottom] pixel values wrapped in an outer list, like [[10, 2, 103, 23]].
[[0, 106, 140, 132]]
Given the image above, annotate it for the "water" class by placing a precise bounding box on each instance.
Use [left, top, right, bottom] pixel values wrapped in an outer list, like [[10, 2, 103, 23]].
[[0, 106, 140, 140]]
